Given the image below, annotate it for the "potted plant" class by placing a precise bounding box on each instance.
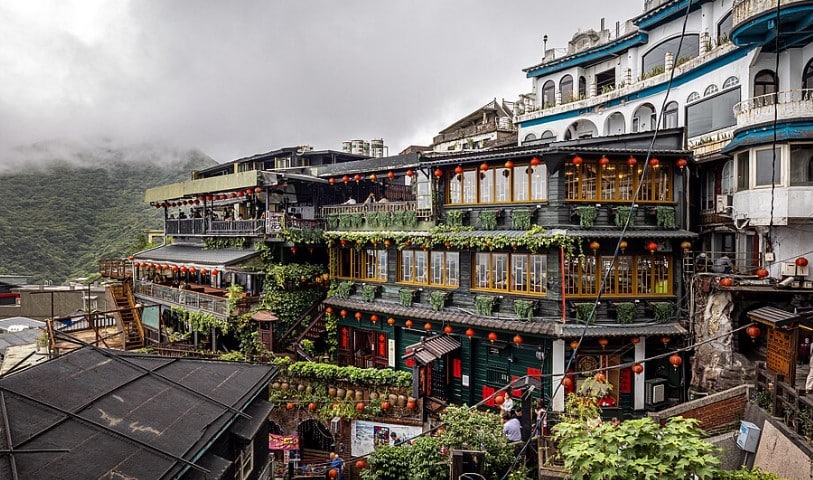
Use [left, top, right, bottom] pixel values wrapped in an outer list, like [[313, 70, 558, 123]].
[[614, 302, 636, 324], [474, 295, 497, 316], [399, 288, 416, 307], [575, 206, 597, 228], [429, 291, 448, 311]]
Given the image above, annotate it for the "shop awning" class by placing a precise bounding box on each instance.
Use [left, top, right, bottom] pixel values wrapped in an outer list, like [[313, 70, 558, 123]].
[[747, 306, 813, 327], [134, 244, 261, 270], [403, 334, 461, 365]]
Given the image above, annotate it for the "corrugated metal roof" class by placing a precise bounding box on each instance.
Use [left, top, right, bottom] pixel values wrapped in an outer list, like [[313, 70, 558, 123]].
[[404, 334, 461, 365], [747, 306, 808, 327], [134, 244, 260, 267]]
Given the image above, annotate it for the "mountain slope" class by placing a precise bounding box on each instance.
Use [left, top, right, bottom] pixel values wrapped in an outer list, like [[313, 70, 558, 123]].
[[0, 142, 216, 283]]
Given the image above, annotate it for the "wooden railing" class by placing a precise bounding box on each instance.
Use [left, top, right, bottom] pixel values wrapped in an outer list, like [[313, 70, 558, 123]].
[[164, 213, 324, 237], [99, 259, 132, 280], [134, 282, 259, 317], [755, 362, 813, 440], [319, 201, 432, 221]]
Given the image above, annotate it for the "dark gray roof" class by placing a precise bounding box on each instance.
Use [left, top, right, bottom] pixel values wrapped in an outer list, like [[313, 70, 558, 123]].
[[312, 152, 422, 177], [134, 244, 260, 267], [747, 306, 813, 327], [404, 334, 461, 365], [559, 322, 687, 338], [0, 347, 276, 480]]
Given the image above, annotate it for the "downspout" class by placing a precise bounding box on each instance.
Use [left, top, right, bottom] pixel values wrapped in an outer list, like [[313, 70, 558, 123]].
[[560, 245, 566, 324]]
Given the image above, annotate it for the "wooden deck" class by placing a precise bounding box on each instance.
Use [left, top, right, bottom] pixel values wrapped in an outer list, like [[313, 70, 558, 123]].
[[47, 316, 125, 356]]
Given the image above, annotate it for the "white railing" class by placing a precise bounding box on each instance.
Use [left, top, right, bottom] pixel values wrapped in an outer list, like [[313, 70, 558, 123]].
[[733, 89, 813, 126], [733, 0, 805, 27]]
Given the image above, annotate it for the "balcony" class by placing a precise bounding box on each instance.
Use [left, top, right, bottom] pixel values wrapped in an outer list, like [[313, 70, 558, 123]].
[[165, 213, 324, 238], [133, 282, 258, 318], [320, 201, 433, 231], [432, 119, 515, 145], [732, 0, 813, 48], [733, 89, 813, 127]]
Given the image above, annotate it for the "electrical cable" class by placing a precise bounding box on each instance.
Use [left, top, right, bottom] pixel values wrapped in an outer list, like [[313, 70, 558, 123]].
[[767, 0, 782, 260]]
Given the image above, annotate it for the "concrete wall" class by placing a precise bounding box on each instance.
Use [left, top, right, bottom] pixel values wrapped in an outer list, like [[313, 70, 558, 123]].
[[752, 417, 813, 480]]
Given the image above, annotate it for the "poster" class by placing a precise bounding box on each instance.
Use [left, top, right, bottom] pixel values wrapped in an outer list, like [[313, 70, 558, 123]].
[[268, 434, 299, 451], [350, 420, 424, 457]]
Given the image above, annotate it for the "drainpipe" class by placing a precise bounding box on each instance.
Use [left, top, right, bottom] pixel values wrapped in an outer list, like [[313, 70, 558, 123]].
[[560, 245, 567, 324]]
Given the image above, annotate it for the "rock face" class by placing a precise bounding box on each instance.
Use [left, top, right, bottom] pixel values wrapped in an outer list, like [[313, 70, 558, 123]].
[[691, 288, 754, 393]]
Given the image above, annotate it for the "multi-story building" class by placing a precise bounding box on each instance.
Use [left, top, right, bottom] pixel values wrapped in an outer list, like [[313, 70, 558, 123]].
[[431, 99, 516, 153], [513, 0, 813, 395]]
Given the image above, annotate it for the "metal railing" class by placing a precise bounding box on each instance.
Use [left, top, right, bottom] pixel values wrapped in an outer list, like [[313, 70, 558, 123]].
[[319, 201, 432, 220], [733, 0, 806, 27], [733, 89, 813, 115], [164, 213, 324, 236], [685, 250, 761, 275], [134, 282, 230, 316]]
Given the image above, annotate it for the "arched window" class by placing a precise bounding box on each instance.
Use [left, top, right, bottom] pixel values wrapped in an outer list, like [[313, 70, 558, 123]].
[[662, 101, 679, 129], [523, 133, 537, 143], [721, 160, 734, 194], [687, 92, 700, 103], [541, 81, 555, 107], [560, 75, 574, 103], [754, 70, 777, 96], [540, 130, 556, 141], [642, 34, 700, 73], [704, 84, 719, 96], [803, 58, 813, 89], [578, 76, 587, 99], [723, 76, 739, 89]]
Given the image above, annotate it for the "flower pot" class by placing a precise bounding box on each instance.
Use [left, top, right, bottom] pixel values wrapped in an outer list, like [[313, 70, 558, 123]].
[[355, 390, 364, 401], [397, 395, 407, 407], [369, 391, 379, 401], [334, 387, 343, 398], [305, 385, 313, 395], [297, 383, 306, 392], [345, 389, 355, 400], [280, 382, 289, 392], [271, 382, 281, 390], [388, 394, 398, 405]]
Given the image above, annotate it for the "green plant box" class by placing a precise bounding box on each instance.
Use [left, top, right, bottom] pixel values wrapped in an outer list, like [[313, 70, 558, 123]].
[[614, 206, 634, 227], [511, 209, 532, 230], [576, 206, 597, 228], [614, 302, 636, 324], [652, 302, 674, 322], [445, 210, 464, 227], [399, 288, 415, 307], [474, 295, 496, 316], [513, 299, 534, 320], [429, 291, 447, 311], [656, 206, 676, 229], [574, 303, 596, 323], [478, 210, 498, 230], [361, 284, 377, 302]]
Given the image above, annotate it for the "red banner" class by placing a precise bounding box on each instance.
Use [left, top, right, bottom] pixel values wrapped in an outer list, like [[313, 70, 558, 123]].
[[269, 434, 299, 451]]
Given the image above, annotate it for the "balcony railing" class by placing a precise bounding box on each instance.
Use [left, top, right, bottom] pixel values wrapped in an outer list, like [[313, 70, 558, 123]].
[[134, 282, 258, 317], [319, 201, 432, 221], [165, 213, 324, 237], [733, 89, 813, 126], [432, 118, 515, 145], [733, 0, 805, 27]]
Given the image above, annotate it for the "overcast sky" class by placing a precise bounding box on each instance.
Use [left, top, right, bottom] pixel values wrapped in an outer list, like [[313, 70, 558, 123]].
[[0, 1, 643, 164]]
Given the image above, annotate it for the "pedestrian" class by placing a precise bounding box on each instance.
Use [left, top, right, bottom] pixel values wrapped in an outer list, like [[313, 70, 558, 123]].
[[501, 411, 521, 442], [327, 452, 344, 480]]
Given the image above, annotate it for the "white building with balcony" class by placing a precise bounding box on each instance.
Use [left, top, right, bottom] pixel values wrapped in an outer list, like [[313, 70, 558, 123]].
[[515, 0, 813, 281]]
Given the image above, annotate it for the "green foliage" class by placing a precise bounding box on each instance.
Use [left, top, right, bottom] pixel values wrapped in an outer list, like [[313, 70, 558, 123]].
[[511, 209, 532, 230], [171, 306, 230, 334], [284, 361, 412, 388], [330, 280, 354, 299], [324, 312, 338, 360], [226, 284, 244, 315], [399, 288, 415, 307], [478, 210, 499, 229], [553, 416, 720, 480], [652, 302, 674, 322], [361, 284, 378, 302], [474, 295, 496, 316], [656, 206, 676, 229], [260, 282, 324, 348], [445, 210, 465, 227], [282, 227, 323, 245], [429, 291, 447, 311], [265, 263, 326, 289], [360, 444, 411, 480], [326, 214, 340, 230], [219, 351, 247, 362], [641, 64, 665, 80], [203, 236, 248, 249], [339, 213, 363, 229], [614, 302, 636, 324], [614, 206, 634, 227], [439, 405, 514, 478], [576, 206, 597, 228], [717, 467, 782, 479], [0, 150, 214, 283], [574, 303, 596, 323], [513, 299, 534, 320]]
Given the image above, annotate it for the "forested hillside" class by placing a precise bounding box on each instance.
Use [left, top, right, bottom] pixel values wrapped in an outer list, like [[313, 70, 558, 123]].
[[0, 142, 216, 284]]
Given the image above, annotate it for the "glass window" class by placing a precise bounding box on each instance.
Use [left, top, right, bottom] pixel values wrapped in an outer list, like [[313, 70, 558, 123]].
[[495, 168, 510, 202], [530, 255, 547, 293], [662, 101, 678, 129], [642, 34, 700, 73], [804, 58, 813, 89], [704, 84, 719, 96], [541, 130, 555, 141], [414, 250, 428, 283], [790, 145, 813, 186], [446, 163, 546, 205], [737, 151, 750, 191], [511, 254, 528, 291], [687, 92, 700, 103], [494, 254, 508, 290], [701, 170, 716, 210], [566, 159, 670, 203], [523, 133, 537, 142], [445, 252, 460, 287], [401, 250, 414, 282], [560, 75, 574, 103], [686, 88, 740, 138], [578, 76, 587, 99], [755, 147, 782, 186], [364, 249, 387, 281], [531, 164, 547, 200], [754, 70, 777, 96], [337, 249, 385, 281], [475, 253, 490, 289], [541, 80, 555, 107], [721, 160, 734, 194], [723, 76, 739, 89], [718, 11, 733, 40], [431, 252, 444, 285], [449, 171, 462, 204], [416, 171, 431, 209], [462, 170, 477, 203], [473, 253, 547, 294], [514, 166, 530, 201], [479, 169, 494, 203]]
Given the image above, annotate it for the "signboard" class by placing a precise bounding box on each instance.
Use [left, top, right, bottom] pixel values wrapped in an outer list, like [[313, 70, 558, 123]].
[[350, 420, 423, 457], [269, 434, 299, 451], [767, 328, 794, 379]]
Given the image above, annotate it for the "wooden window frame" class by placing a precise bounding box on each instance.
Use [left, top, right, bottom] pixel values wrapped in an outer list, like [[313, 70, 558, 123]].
[[565, 160, 673, 203], [446, 164, 547, 205], [399, 250, 459, 287], [333, 248, 387, 282], [565, 254, 673, 297], [472, 252, 548, 295]]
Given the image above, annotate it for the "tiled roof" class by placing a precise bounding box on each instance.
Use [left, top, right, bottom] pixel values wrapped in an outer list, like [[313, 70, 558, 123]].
[[404, 334, 461, 365], [134, 244, 260, 267]]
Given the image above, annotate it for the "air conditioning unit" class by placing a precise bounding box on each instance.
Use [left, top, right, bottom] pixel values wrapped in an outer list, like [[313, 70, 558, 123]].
[[781, 262, 810, 277], [737, 421, 761, 452], [716, 194, 733, 214], [330, 416, 342, 434], [645, 378, 668, 408]]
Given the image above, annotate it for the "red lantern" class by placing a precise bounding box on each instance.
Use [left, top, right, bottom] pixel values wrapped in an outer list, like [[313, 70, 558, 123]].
[[211, 269, 219, 276], [193, 199, 200, 205], [479, 162, 489, 172], [405, 319, 413, 328], [340, 309, 348, 319], [381, 401, 391, 411], [630, 336, 640, 345], [619, 240, 628, 252], [444, 325, 453, 334], [465, 328, 475, 338], [454, 165, 464, 175], [669, 353, 682, 368], [342, 175, 350, 184], [676, 158, 688, 169], [494, 395, 505, 406], [599, 155, 610, 168], [756, 268, 769, 279], [406, 169, 414, 177], [340, 239, 348, 247], [570, 340, 579, 350], [387, 317, 396, 326], [572, 155, 583, 166], [255, 186, 263, 194], [326, 307, 334, 315], [286, 402, 295, 410], [329, 177, 336, 185], [632, 363, 644, 374], [180, 266, 188, 273], [308, 402, 318, 412], [627, 156, 637, 167], [369, 173, 377, 182], [434, 168, 443, 179], [719, 277, 734, 287], [647, 241, 659, 253], [355, 312, 362, 321], [406, 399, 416, 410], [424, 322, 432, 331], [530, 156, 541, 167], [245, 189, 253, 195], [561, 377, 573, 388], [796, 257, 809, 267], [290, 246, 297, 255], [746, 324, 761, 340], [488, 332, 498, 343], [504, 160, 515, 169], [661, 336, 671, 347], [228, 192, 236, 198], [356, 402, 366, 412], [387, 171, 395, 180], [513, 334, 523, 345], [237, 190, 245, 197], [328, 468, 339, 479], [200, 268, 208, 275], [589, 241, 600, 252], [370, 314, 379, 324], [171, 265, 179, 272], [189, 266, 197, 273], [354, 174, 362, 183], [356, 459, 368, 470], [649, 158, 660, 167], [597, 337, 609, 349]]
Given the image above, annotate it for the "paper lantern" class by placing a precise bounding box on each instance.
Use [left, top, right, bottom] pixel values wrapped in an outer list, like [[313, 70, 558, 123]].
[[746, 324, 761, 340], [719, 277, 734, 287], [237, 190, 244, 197], [570, 340, 579, 350], [589, 241, 600, 252], [619, 240, 628, 252], [756, 268, 769, 279], [597, 337, 609, 349], [328, 468, 339, 479], [290, 246, 297, 254], [424, 322, 432, 331], [649, 158, 660, 167], [454, 165, 464, 175], [444, 325, 453, 334], [627, 155, 637, 166], [406, 169, 415, 177], [387, 317, 396, 326], [661, 336, 671, 347], [354, 174, 362, 182], [572, 155, 583, 166], [479, 162, 489, 172], [669, 353, 682, 368], [326, 307, 334, 315], [369, 173, 377, 182], [561, 377, 573, 388], [254, 186, 263, 194], [647, 241, 659, 253], [329, 177, 336, 185], [245, 189, 253, 195], [355, 312, 362, 321], [211, 269, 219, 276], [387, 171, 395, 180], [370, 314, 379, 324], [599, 155, 610, 168], [495, 395, 505, 406], [434, 168, 443, 178], [630, 336, 640, 345], [530, 156, 541, 167], [340, 309, 348, 319], [356, 459, 368, 470], [308, 402, 318, 412], [180, 266, 188, 273], [488, 332, 498, 343], [513, 334, 523, 345], [465, 328, 475, 338], [405, 319, 413, 328], [286, 402, 295, 410], [796, 257, 809, 267], [676, 158, 688, 169], [680, 241, 692, 252], [632, 363, 644, 374], [342, 175, 350, 184], [504, 160, 515, 169], [595, 372, 606, 382], [356, 402, 366, 412]]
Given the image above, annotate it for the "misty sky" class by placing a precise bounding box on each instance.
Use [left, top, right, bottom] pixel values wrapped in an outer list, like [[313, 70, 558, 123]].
[[0, 1, 643, 163]]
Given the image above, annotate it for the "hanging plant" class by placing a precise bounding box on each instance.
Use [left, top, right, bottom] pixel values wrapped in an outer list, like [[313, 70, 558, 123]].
[[614, 302, 636, 324], [365, 211, 381, 228], [429, 291, 448, 311], [656, 206, 676, 229], [513, 299, 535, 320], [474, 295, 496, 316], [403, 210, 418, 228], [324, 312, 338, 360], [391, 210, 406, 227], [445, 210, 465, 227], [478, 210, 499, 230], [511, 209, 532, 230], [614, 206, 635, 227], [333, 281, 355, 299], [576, 206, 598, 228], [282, 227, 324, 245], [651, 302, 674, 322], [399, 288, 416, 307], [574, 303, 596, 323], [326, 214, 340, 230], [361, 284, 378, 303]]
